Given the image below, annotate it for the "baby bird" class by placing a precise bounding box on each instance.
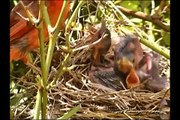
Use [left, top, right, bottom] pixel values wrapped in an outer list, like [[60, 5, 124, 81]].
[[90, 20, 111, 67], [136, 52, 168, 92], [89, 35, 142, 90], [114, 35, 143, 89]]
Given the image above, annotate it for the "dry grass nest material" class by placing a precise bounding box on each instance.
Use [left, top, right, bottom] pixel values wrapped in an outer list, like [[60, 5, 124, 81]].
[[12, 24, 170, 120]]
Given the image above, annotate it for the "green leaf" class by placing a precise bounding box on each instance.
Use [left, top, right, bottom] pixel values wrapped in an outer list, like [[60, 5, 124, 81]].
[[58, 104, 81, 119], [10, 94, 23, 106], [162, 32, 170, 46], [10, 109, 14, 119], [85, 15, 99, 24], [130, 18, 142, 23], [10, 62, 14, 73], [10, 79, 15, 89], [121, 26, 135, 34], [120, 1, 140, 11]]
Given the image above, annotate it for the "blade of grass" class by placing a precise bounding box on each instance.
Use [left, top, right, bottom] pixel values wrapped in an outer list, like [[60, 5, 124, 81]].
[[58, 104, 81, 120]]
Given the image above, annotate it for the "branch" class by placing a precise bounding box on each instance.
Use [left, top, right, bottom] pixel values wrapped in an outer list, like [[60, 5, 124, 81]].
[[72, 33, 108, 52], [107, 1, 170, 59], [117, 5, 170, 32], [19, 1, 39, 26]]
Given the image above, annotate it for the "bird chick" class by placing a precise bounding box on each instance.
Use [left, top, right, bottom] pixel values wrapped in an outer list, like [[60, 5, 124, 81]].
[[136, 52, 168, 92], [126, 68, 140, 89], [114, 35, 143, 68], [114, 35, 142, 88], [91, 35, 142, 90], [90, 20, 111, 67], [93, 70, 126, 91]]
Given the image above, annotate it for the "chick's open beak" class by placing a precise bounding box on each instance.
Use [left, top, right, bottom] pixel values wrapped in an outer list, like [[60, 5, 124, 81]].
[[126, 68, 140, 89]]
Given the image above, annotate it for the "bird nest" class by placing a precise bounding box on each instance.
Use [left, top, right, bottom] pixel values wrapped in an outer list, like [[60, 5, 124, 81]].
[[12, 30, 170, 119], [10, 1, 170, 119]]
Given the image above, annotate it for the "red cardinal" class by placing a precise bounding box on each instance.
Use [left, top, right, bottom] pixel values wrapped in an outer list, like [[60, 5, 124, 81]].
[[10, 0, 71, 63]]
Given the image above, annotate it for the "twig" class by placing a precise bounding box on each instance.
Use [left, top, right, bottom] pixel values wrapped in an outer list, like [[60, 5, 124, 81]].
[[107, 1, 170, 59], [123, 111, 133, 120], [117, 5, 170, 32], [27, 62, 42, 75], [72, 33, 108, 52], [158, 88, 170, 110], [19, 1, 39, 26]]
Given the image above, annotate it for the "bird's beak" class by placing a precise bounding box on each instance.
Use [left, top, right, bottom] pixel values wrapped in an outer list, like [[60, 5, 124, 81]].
[[126, 68, 140, 89], [117, 56, 134, 74]]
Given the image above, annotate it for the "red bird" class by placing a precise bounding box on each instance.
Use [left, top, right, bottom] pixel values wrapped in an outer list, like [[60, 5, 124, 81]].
[[10, 0, 71, 63]]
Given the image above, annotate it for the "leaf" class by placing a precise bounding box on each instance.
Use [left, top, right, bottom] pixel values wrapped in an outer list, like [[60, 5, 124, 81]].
[[162, 32, 170, 46], [10, 94, 23, 106], [10, 62, 14, 73], [130, 18, 142, 24], [58, 104, 81, 119], [121, 26, 135, 34], [10, 93, 30, 106], [10, 109, 14, 119], [120, 1, 140, 11], [10, 79, 15, 89], [85, 15, 99, 24]]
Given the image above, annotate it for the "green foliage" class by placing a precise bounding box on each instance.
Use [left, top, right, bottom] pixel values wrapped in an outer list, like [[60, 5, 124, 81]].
[[162, 31, 170, 46], [58, 104, 81, 119], [120, 1, 140, 11]]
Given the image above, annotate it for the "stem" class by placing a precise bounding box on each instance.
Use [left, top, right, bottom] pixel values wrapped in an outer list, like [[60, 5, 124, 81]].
[[65, 1, 86, 49], [42, 3, 52, 31], [47, 52, 72, 89], [66, 1, 86, 33], [140, 38, 170, 59], [34, 75, 42, 119], [37, 1, 47, 119], [34, 89, 42, 119], [41, 88, 47, 119], [45, 0, 68, 77], [55, 52, 72, 81], [46, 1, 86, 89], [19, 1, 39, 25], [38, 2, 46, 87]]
